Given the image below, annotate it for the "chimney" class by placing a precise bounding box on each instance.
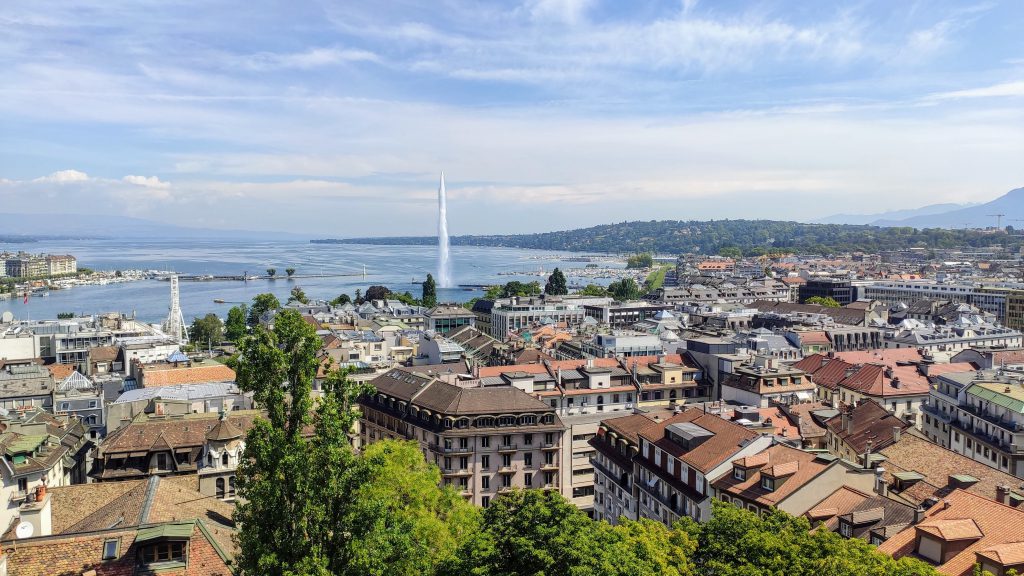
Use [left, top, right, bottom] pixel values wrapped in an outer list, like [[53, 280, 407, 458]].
[[18, 491, 52, 538], [874, 466, 888, 497], [914, 505, 927, 524], [840, 412, 850, 433], [997, 484, 1011, 505], [893, 426, 902, 442]]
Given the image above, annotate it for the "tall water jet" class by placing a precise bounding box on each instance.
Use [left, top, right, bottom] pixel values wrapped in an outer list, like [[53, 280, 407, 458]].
[[437, 172, 453, 288]]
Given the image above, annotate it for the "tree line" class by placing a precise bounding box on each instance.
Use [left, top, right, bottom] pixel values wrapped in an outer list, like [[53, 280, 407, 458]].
[[316, 220, 1019, 255]]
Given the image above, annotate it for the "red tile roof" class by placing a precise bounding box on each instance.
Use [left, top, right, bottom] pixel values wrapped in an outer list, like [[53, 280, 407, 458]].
[[878, 489, 1024, 576]]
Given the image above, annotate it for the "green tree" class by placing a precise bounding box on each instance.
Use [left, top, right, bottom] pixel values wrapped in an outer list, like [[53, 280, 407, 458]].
[[544, 268, 568, 296], [576, 284, 609, 297], [331, 293, 352, 306], [188, 313, 223, 346], [448, 490, 695, 576], [680, 501, 938, 576], [422, 274, 438, 308], [225, 304, 248, 342], [626, 253, 654, 269], [354, 288, 363, 304], [607, 278, 641, 301], [289, 285, 310, 305], [267, 268, 277, 278], [806, 296, 841, 308], [718, 246, 743, 259], [233, 309, 473, 576], [248, 293, 281, 326], [286, 267, 297, 277], [365, 285, 391, 302]]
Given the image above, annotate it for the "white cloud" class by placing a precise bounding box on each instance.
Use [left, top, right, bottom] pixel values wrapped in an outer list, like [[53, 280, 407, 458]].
[[929, 80, 1024, 100], [240, 47, 379, 71], [32, 169, 89, 183], [524, 0, 593, 25], [123, 175, 171, 189]]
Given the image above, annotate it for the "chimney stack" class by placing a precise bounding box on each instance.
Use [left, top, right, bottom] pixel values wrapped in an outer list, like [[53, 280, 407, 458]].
[[18, 490, 51, 538], [914, 505, 927, 524], [874, 466, 888, 497], [893, 426, 902, 443], [997, 484, 1011, 505]]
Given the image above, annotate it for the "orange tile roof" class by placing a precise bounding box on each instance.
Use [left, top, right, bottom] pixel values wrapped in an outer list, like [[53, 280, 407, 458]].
[[804, 485, 871, 529], [141, 363, 236, 387], [917, 518, 984, 541], [878, 489, 1024, 576], [976, 542, 1024, 566], [834, 348, 926, 365], [639, 409, 758, 474], [47, 364, 75, 381], [713, 444, 830, 507], [925, 363, 978, 377]]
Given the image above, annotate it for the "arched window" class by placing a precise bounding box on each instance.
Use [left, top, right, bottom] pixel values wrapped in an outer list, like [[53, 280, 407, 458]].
[[222, 453, 229, 466], [207, 453, 213, 466], [215, 478, 225, 499], [597, 395, 604, 405], [228, 476, 236, 497]]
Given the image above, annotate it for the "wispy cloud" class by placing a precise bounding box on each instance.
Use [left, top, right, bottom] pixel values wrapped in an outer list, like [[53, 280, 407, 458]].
[[239, 47, 380, 71], [929, 80, 1024, 100]]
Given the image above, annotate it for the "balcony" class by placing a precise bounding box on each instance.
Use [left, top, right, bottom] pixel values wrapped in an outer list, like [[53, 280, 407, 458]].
[[498, 465, 517, 475], [497, 485, 516, 493], [541, 462, 559, 471], [460, 489, 473, 498], [921, 403, 952, 423], [591, 459, 631, 491], [949, 418, 1024, 454], [9, 490, 28, 503], [960, 403, 1024, 432], [429, 443, 474, 455], [541, 443, 559, 451], [497, 444, 519, 454]]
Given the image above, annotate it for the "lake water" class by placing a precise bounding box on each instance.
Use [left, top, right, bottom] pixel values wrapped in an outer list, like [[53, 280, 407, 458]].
[[0, 239, 625, 324]]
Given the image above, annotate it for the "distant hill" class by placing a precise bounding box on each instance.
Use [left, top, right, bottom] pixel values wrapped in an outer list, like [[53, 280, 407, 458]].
[[818, 203, 970, 226], [315, 219, 1017, 256], [0, 213, 305, 241], [872, 187, 1024, 228]]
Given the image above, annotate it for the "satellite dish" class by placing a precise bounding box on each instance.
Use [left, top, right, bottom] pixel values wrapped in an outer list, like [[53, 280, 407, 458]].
[[15, 521, 34, 539], [1, 311, 13, 323]]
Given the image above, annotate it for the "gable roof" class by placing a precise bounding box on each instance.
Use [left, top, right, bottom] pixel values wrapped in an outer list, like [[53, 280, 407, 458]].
[[638, 409, 757, 474], [713, 444, 831, 507], [824, 400, 909, 454], [878, 489, 1024, 576]]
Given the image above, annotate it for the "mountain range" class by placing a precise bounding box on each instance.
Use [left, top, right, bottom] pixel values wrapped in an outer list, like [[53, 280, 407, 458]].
[[819, 187, 1024, 228]]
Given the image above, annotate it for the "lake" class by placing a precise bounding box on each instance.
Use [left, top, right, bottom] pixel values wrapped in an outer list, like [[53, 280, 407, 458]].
[[0, 239, 627, 324]]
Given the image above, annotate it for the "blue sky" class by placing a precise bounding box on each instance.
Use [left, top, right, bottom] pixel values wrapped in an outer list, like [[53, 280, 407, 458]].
[[1, 0, 1023, 236]]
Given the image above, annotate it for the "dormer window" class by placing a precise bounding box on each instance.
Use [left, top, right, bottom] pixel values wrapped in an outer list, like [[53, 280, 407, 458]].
[[733, 467, 746, 481], [139, 541, 185, 565], [102, 538, 120, 560], [760, 476, 774, 491], [839, 520, 851, 537]]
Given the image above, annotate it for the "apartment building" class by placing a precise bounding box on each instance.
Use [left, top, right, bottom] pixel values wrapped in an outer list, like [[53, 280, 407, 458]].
[[823, 400, 910, 462], [581, 333, 664, 358], [489, 298, 586, 340], [425, 305, 477, 335], [864, 280, 1022, 323], [359, 368, 567, 508], [631, 409, 772, 525], [922, 370, 1024, 478], [583, 301, 674, 329], [652, 278, 790, 305], [718, 355, 815, 407]]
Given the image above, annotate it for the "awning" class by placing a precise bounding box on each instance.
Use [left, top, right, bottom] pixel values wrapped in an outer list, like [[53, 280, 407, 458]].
[[794, 391, 813, 401], [135, 521, 195, 543]]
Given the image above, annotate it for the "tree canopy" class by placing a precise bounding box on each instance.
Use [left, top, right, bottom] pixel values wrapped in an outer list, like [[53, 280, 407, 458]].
[[188, 313, 223, 346], [607, 277, 641, 301], [289, 285, 310, 305], [544, 268, 568, 296], [247, 292, 281, 326], [484, 281, 543, 300], [422, 274, 438, 308], [806, 296, 841, 308], [626, 253, 654, 269]]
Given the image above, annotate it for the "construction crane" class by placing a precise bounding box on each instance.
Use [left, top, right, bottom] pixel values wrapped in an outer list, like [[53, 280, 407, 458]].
[[988, 213, 1006, 228]]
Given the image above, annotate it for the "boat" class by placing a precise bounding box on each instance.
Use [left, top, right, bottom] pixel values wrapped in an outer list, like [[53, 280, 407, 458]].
[[213, 299, 226, 304]]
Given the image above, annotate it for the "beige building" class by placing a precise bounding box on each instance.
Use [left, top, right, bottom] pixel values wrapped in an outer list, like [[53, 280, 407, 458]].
[[360, 368, 567, 507]]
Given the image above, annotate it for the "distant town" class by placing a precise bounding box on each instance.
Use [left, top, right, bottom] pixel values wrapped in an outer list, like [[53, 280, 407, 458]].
[[4, 233, 1024, 574]]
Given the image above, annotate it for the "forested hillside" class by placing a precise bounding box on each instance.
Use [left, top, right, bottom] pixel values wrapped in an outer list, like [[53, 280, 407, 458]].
[[314, 220, 1017, 255]]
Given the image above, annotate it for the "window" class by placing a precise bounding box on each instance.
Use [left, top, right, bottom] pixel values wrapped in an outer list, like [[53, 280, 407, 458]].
[[222, 453, 229, 466], [482, 455, 490, 469], [482, 496, 490, 507], [481, 436, 490, 448], [102, 538, 119, 560], [229, 476, 236, 497], [733, 467, 745, 481], [840, 521, 851, 537], [502, 475, 512, 488], [524, 433, 533, 445], [545, 433, 554, 444], [139, 541, 185, 565], [502, 454, 512, 467], [17, 478, 27, 492], [156, 453, 168, 471], [760, 477, 773, 491], [207, 453, 213, 466], [482, 476, 490, 489], [216, 478, 226, 498], [502, 435, 512, 446], [524, 453, 533, 467], [459, 438, 469, 449], [525, 473, 533, 487]]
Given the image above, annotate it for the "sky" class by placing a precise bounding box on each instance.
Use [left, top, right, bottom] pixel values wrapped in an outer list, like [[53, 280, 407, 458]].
[[1, 0, 1023, 236]]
